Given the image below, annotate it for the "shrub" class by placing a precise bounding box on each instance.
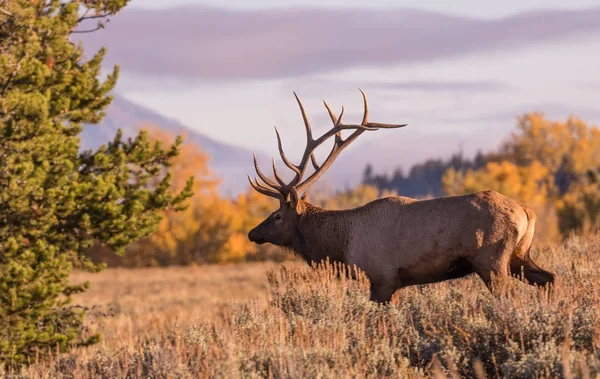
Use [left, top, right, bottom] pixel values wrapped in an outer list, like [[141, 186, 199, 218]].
[[0, 0, 192, 364]]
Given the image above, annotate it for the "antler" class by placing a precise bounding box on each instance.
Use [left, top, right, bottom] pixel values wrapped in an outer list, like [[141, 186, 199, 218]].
[[249, 89, 407, 200]]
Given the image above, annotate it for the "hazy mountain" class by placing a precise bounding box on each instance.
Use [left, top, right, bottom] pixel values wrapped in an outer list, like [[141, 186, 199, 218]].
[[82, 95, 265, 196]]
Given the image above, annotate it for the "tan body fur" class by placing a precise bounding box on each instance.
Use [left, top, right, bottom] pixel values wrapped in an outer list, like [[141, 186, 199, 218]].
[[286, 191, 554, 301]]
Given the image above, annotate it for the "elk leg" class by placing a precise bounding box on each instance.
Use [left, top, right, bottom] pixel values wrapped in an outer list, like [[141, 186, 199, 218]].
[[510, 257, 555, 288], [474, 270, 507, 292], [369, 283, 396, 303], [509, 205, 556, 288], [522, 264, 555, 287], [472, 244, 512, 293]]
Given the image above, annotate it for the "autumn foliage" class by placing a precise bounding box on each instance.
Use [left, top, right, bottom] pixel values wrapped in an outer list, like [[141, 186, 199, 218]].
[[89, 125, 284, 266], [443, 113, 600, 240]]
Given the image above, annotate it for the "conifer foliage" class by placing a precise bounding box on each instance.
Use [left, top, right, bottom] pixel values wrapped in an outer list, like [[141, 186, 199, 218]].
[[0, 0, 193, 364]]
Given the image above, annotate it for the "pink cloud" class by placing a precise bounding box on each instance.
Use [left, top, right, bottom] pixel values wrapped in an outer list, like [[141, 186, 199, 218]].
[[76, 6, 600, 80]]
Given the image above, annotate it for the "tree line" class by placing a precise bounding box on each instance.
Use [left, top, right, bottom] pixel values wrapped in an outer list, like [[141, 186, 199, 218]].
[[363, 151, 487, 198]]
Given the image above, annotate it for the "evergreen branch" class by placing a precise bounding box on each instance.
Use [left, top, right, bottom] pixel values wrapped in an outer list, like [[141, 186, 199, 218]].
[[1, 54, 26, 98], [77, 13, 111, 23], [72, 25, 104, 34]]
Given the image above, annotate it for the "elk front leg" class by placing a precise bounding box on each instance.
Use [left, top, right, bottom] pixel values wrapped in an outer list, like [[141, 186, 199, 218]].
[[369, 283, 396, 303]]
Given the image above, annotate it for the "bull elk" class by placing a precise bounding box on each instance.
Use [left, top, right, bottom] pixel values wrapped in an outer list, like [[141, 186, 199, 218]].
[[247, 89, 556, 302]]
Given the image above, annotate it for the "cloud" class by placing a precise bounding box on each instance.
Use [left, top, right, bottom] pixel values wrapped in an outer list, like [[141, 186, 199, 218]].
[[76, 6, 600, 81], [579, 81, 600, 90], [369, 80, 511, 92], [430, 103, 600, 125], [281, 79, 512, 97]]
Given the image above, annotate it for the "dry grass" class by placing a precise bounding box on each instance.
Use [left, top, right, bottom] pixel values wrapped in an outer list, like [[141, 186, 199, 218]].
[[68, 262, 287, 346], [5, 237, 600, 378]]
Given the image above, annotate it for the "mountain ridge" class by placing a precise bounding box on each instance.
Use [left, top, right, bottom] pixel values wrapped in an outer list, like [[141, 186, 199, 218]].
[[83, 94, 266, 196]]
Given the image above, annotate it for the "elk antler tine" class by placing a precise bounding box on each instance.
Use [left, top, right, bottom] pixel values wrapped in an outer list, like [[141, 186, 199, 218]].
[[248, 175, 283, 200], [310, 153, 320, 171], [272, 158, 287, 187], [293, 92, 313, 142], [247, 174, 261, 190], [336, 105, 345, 127], [364, 122, 408, 129], [254, 176, 283, 195], [274, 126, 301, 175], [253, 152, 281, 189], [323, 100, 338, 125], [254, 176, 274, 192], [247, 174, 257, 190], [358, 88, 369, 125]]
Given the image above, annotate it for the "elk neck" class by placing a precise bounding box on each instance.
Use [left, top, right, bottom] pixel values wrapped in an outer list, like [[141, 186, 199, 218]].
[[288, 203, 350, 265]]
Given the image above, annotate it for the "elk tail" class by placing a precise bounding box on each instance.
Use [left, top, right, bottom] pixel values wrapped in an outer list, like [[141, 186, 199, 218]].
[[511, 205, 556, 287]]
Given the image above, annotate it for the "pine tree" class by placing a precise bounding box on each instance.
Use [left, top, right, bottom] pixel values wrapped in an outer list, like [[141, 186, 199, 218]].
[[0, 0, 193, 364]]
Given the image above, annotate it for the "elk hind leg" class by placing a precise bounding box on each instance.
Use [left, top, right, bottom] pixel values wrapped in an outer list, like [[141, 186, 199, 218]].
[[509, 229, 555, 287], [510, 255, 555, 288], [510, 205, 556, 288]]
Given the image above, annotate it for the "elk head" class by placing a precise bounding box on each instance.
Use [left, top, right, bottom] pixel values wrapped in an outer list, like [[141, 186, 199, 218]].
[[247, 89, 406, 247]]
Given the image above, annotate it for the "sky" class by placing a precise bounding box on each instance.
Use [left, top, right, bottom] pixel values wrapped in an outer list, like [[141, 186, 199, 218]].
[[132, 0, 600, 18], [80, 0, 600, 177]]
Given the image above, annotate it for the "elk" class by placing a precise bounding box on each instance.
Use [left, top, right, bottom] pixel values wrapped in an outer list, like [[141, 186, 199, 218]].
[[247, 89, 556, 302]]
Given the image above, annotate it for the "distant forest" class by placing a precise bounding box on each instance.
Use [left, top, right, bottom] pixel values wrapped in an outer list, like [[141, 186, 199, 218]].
[[362, 151, 487, 198]]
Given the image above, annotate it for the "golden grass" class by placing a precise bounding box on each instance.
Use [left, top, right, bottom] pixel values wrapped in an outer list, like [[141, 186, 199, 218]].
[[6, 237, 600, 378], [68, 262, 286, 346]]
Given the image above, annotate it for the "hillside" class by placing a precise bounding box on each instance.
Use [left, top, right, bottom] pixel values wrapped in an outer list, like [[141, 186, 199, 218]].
[[82, 94, 264, 195]]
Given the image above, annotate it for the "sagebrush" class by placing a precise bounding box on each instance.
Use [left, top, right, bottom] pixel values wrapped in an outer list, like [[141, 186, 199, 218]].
[[6, 236, 600, 378]]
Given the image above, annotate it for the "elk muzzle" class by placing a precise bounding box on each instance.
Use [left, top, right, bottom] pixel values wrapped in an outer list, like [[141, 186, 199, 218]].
[[248, 228, 266, 244]]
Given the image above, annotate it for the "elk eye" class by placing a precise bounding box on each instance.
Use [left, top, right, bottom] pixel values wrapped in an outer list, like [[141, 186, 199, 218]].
[[274, 214, 282, 221]]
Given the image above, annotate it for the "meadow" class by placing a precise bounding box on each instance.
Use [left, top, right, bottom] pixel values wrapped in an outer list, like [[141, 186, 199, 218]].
[[4, 236, 600, 378]]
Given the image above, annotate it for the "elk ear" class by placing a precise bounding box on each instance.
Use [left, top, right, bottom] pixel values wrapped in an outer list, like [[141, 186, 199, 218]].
[[289, 188, 305, 214], [301, 192, 310, 203]]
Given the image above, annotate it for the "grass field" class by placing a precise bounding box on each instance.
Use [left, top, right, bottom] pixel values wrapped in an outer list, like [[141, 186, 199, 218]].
[[69, 262, 286, 347], [6, 236, 600, 378]]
